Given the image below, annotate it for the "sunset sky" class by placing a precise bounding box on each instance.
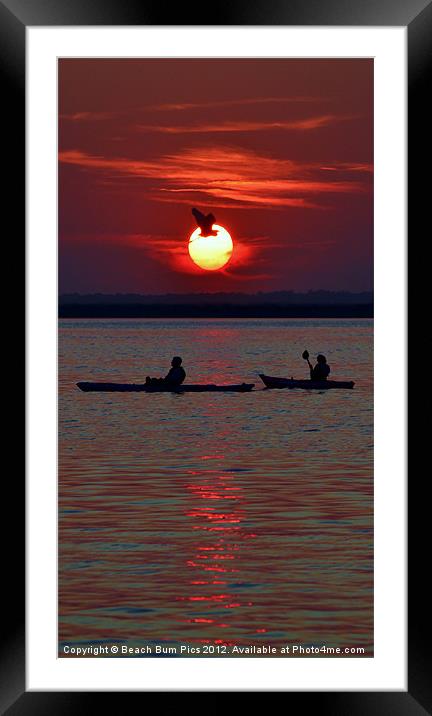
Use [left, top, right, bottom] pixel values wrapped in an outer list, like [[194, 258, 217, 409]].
[[59, 59, 373, 295]]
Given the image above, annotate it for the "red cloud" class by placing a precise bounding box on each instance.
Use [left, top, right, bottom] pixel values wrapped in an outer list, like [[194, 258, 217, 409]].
[[137, 114, 354, 134], [59, 145, 370, 211], [62, 231, 273, 277]]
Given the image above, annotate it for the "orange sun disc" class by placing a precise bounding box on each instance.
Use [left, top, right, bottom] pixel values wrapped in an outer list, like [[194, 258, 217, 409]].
[[188, 224, 233, 271]]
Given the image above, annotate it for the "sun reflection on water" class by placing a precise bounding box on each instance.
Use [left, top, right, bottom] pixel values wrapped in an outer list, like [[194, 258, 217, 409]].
[[59, 318, 373, 656]]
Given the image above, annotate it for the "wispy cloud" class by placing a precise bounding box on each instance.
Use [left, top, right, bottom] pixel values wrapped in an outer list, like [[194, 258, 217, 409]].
[[156, 190, 317, 209], [155, 233, 267, 275], [59, 145, 370, 210], [59, 96, 327, 122], [65, 231, 274, 276], [147, 96, 326, 112], [137, 114, 353, 135], [59, 111, 116, 121], [60, 111, 355, 135], [320, 162, 373, 173]]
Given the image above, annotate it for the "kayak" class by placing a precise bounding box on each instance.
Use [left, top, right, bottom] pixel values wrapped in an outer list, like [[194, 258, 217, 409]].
[[259, 374, 355, 390], [77, 381, 255, 393]]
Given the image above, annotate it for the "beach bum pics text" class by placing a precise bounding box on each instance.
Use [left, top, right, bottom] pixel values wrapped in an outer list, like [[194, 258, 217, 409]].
[[62, 643, 366, 657]]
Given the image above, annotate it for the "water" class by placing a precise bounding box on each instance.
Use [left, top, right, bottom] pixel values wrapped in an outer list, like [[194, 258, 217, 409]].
[[59, 318, 373, 657]]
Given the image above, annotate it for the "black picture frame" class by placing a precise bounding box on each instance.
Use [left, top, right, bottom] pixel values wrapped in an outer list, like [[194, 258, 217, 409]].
[[3, 0, 425, 709]]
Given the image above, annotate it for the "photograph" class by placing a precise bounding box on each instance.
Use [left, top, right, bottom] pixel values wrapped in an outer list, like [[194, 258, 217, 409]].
[[0, 0, 425, 700], [58, 57, 374, 659]]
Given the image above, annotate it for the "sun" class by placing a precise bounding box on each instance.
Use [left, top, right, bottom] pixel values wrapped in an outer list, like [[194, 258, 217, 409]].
[[188, 224, 233, 271]]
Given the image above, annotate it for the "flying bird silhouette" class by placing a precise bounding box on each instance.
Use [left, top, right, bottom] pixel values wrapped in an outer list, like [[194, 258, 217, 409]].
[[192, 208, 218, 237]]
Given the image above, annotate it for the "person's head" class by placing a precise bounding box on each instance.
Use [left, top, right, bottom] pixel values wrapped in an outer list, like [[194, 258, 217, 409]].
[[316, 354, 327, 364], [171, 356, 182, 367]]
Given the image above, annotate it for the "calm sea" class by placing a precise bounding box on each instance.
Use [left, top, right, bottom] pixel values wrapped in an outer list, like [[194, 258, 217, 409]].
[[59, 318, 373, 657]]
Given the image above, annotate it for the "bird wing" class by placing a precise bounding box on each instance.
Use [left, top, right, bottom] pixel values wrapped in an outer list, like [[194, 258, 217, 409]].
[[192, 208, 205, 224]]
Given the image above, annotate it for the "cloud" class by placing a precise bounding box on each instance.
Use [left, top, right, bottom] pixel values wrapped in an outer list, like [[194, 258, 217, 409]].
[[146, 96, 326, 111], [59, 111, 116, 121], [158, 190, 318, 209], [59, 145, 371, 210], [63, 231, 274, 277], [59, 96, 326, 122], [320, 163, 373, 173], [137, 114, 353, 135]]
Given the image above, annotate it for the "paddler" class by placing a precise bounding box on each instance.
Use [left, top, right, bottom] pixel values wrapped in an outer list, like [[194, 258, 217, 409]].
[[302, 350, 331, 381], [146, 356, 186, 387], [164, 356, 186, 386]]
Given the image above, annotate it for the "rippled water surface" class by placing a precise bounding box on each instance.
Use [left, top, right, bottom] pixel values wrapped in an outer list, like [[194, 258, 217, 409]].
[[59, 318, 373, 656]]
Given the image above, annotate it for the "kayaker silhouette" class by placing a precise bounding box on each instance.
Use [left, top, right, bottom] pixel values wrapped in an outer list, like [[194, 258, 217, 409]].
[[192, 208, 218, 236], [302, 350, 330, 381], [146, 356, 186, 387]]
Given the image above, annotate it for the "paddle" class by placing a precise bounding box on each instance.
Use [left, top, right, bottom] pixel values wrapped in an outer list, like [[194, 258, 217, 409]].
[[302, 349, 313, 378]]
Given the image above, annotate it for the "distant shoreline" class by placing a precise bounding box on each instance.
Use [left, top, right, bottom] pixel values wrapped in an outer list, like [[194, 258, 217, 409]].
[[58, 304, 373, 319]]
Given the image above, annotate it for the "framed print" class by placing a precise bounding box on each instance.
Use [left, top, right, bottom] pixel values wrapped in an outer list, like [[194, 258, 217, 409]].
[[1, 0, 427, 709]]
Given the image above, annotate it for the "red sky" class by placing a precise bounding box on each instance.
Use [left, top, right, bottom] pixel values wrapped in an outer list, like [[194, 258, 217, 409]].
[[58, 59, 373, 294]]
